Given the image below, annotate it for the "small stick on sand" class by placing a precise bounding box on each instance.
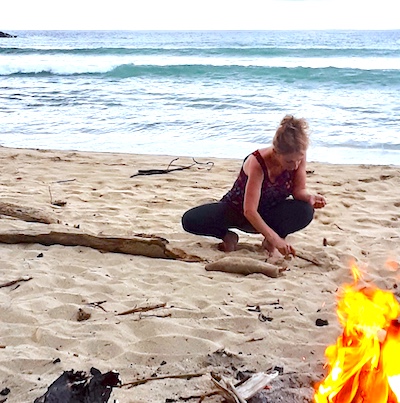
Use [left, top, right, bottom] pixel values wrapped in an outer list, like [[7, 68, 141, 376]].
[[121, 372, 205, 388], [87, 300, 108, 312], [0, 276, 32, 289], [117, 302, 167, 316], [52, 179, 76, 184]]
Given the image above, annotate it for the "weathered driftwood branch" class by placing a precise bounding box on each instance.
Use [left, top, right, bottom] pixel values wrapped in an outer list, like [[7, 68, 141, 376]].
[[0, 202, 58, 224], [212, 375, 246, 403], [211, 371, 279, 403], [117, 302, 166, 316], [121, 372, 205, 388], [0, 276, 32, 289], [0, 226, 203, 262]]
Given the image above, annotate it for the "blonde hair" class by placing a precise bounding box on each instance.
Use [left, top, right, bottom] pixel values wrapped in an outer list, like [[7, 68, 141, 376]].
[[273, 115, 309, 155]]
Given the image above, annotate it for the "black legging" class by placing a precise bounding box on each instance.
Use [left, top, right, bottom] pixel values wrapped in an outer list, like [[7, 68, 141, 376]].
[[182, 199, 314, 240]]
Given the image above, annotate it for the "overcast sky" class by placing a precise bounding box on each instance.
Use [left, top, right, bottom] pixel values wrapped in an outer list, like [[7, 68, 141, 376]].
[[1, 0, 399, 31]]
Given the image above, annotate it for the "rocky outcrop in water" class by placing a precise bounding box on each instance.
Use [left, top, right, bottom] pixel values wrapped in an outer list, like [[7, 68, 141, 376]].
[[0, 31, 17, 38]]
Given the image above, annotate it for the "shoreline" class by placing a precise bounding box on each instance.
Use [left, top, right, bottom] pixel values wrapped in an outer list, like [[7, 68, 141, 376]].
[[0, 146, 399, 402], [1, 144, 399, 168]]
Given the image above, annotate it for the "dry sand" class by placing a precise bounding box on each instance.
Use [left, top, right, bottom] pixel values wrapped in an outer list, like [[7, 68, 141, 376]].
[[0, 146, 399, 402]]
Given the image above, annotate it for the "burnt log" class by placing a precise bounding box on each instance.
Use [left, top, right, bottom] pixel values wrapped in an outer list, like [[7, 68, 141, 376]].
[[34, 367, 120, 403]]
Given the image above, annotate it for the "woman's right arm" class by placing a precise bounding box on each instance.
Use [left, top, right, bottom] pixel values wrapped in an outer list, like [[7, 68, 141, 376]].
[[243, 157, 295, 256]]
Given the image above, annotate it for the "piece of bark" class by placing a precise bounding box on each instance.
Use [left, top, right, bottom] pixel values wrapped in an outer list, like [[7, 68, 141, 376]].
[[236, 371, 279, 399], [0, 226, 202, 262], [0, 202, 58, 224], [205, 257, 283, 278]]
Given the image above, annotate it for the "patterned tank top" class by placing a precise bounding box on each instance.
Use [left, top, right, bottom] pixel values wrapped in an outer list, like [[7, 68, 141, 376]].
[[221, 150, 294, 214]]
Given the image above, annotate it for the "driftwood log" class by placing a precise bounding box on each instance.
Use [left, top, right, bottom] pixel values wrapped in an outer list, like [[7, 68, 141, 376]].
[[205, 257, 285, 278], [0, 226, 202, 262], [0, 202, 58, 224]]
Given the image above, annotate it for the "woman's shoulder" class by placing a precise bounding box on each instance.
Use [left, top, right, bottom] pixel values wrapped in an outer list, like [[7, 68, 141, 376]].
[[256, 147, 272, 156], [244, 148, 271, 176]]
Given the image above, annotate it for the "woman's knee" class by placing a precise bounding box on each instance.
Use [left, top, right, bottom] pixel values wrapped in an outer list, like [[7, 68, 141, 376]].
[[181, 207, 198, 234], [182, 204, 215, 234], [266, 199, 314, 237], [181, 202, 229, 238]]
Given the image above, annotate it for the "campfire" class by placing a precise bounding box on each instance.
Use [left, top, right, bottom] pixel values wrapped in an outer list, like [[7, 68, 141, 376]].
[[314, 263, 400, 403]]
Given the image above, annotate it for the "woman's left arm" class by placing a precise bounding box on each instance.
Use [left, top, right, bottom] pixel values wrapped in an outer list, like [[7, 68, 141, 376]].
[[292, 158, 326, 209]]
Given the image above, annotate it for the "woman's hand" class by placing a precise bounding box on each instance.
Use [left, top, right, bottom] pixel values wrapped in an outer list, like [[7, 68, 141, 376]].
[[309, 194, 326, 209], [263, 236, 296, 257]]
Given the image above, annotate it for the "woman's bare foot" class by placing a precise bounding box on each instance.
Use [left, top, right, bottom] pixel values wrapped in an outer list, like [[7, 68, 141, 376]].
[[218, 231, 239, 252]]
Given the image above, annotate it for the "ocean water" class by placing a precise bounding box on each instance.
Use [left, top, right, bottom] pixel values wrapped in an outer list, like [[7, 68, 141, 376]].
[[1, 30, 399, 165]]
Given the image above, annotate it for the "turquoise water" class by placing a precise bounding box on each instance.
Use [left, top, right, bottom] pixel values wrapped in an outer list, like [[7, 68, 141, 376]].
[[1, 30, 399, 165]]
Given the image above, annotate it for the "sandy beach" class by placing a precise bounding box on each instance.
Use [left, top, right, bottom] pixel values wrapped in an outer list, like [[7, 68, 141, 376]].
[[0, 146, 399, 402]]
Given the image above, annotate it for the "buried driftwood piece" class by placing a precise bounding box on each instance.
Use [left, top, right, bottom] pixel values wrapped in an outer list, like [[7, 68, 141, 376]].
[[0, 226, 203, 262], [0, 202, 59, 224], [296, 252, 322, 266], [205, 257, 285, 278], [212, 371, 279, 402]]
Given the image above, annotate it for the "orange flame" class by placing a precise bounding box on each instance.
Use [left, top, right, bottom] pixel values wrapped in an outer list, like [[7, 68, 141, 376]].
[[314, 263, 400, 403]]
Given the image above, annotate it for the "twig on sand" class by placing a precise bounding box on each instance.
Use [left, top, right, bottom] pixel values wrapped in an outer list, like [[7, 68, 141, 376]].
[[0, 276, 32, 289], [130, 157, 214, 177], [121, 372, 205, 388], [48, 185, 67, 207], [52, 179, 76, 184], [136, 312, 172, 320], [87, 300, 108, 312], [117, 302, 167, 316]]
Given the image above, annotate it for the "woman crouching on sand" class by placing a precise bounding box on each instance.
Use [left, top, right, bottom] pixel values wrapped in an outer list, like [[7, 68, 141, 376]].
[[181, 115, 326, 257]]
